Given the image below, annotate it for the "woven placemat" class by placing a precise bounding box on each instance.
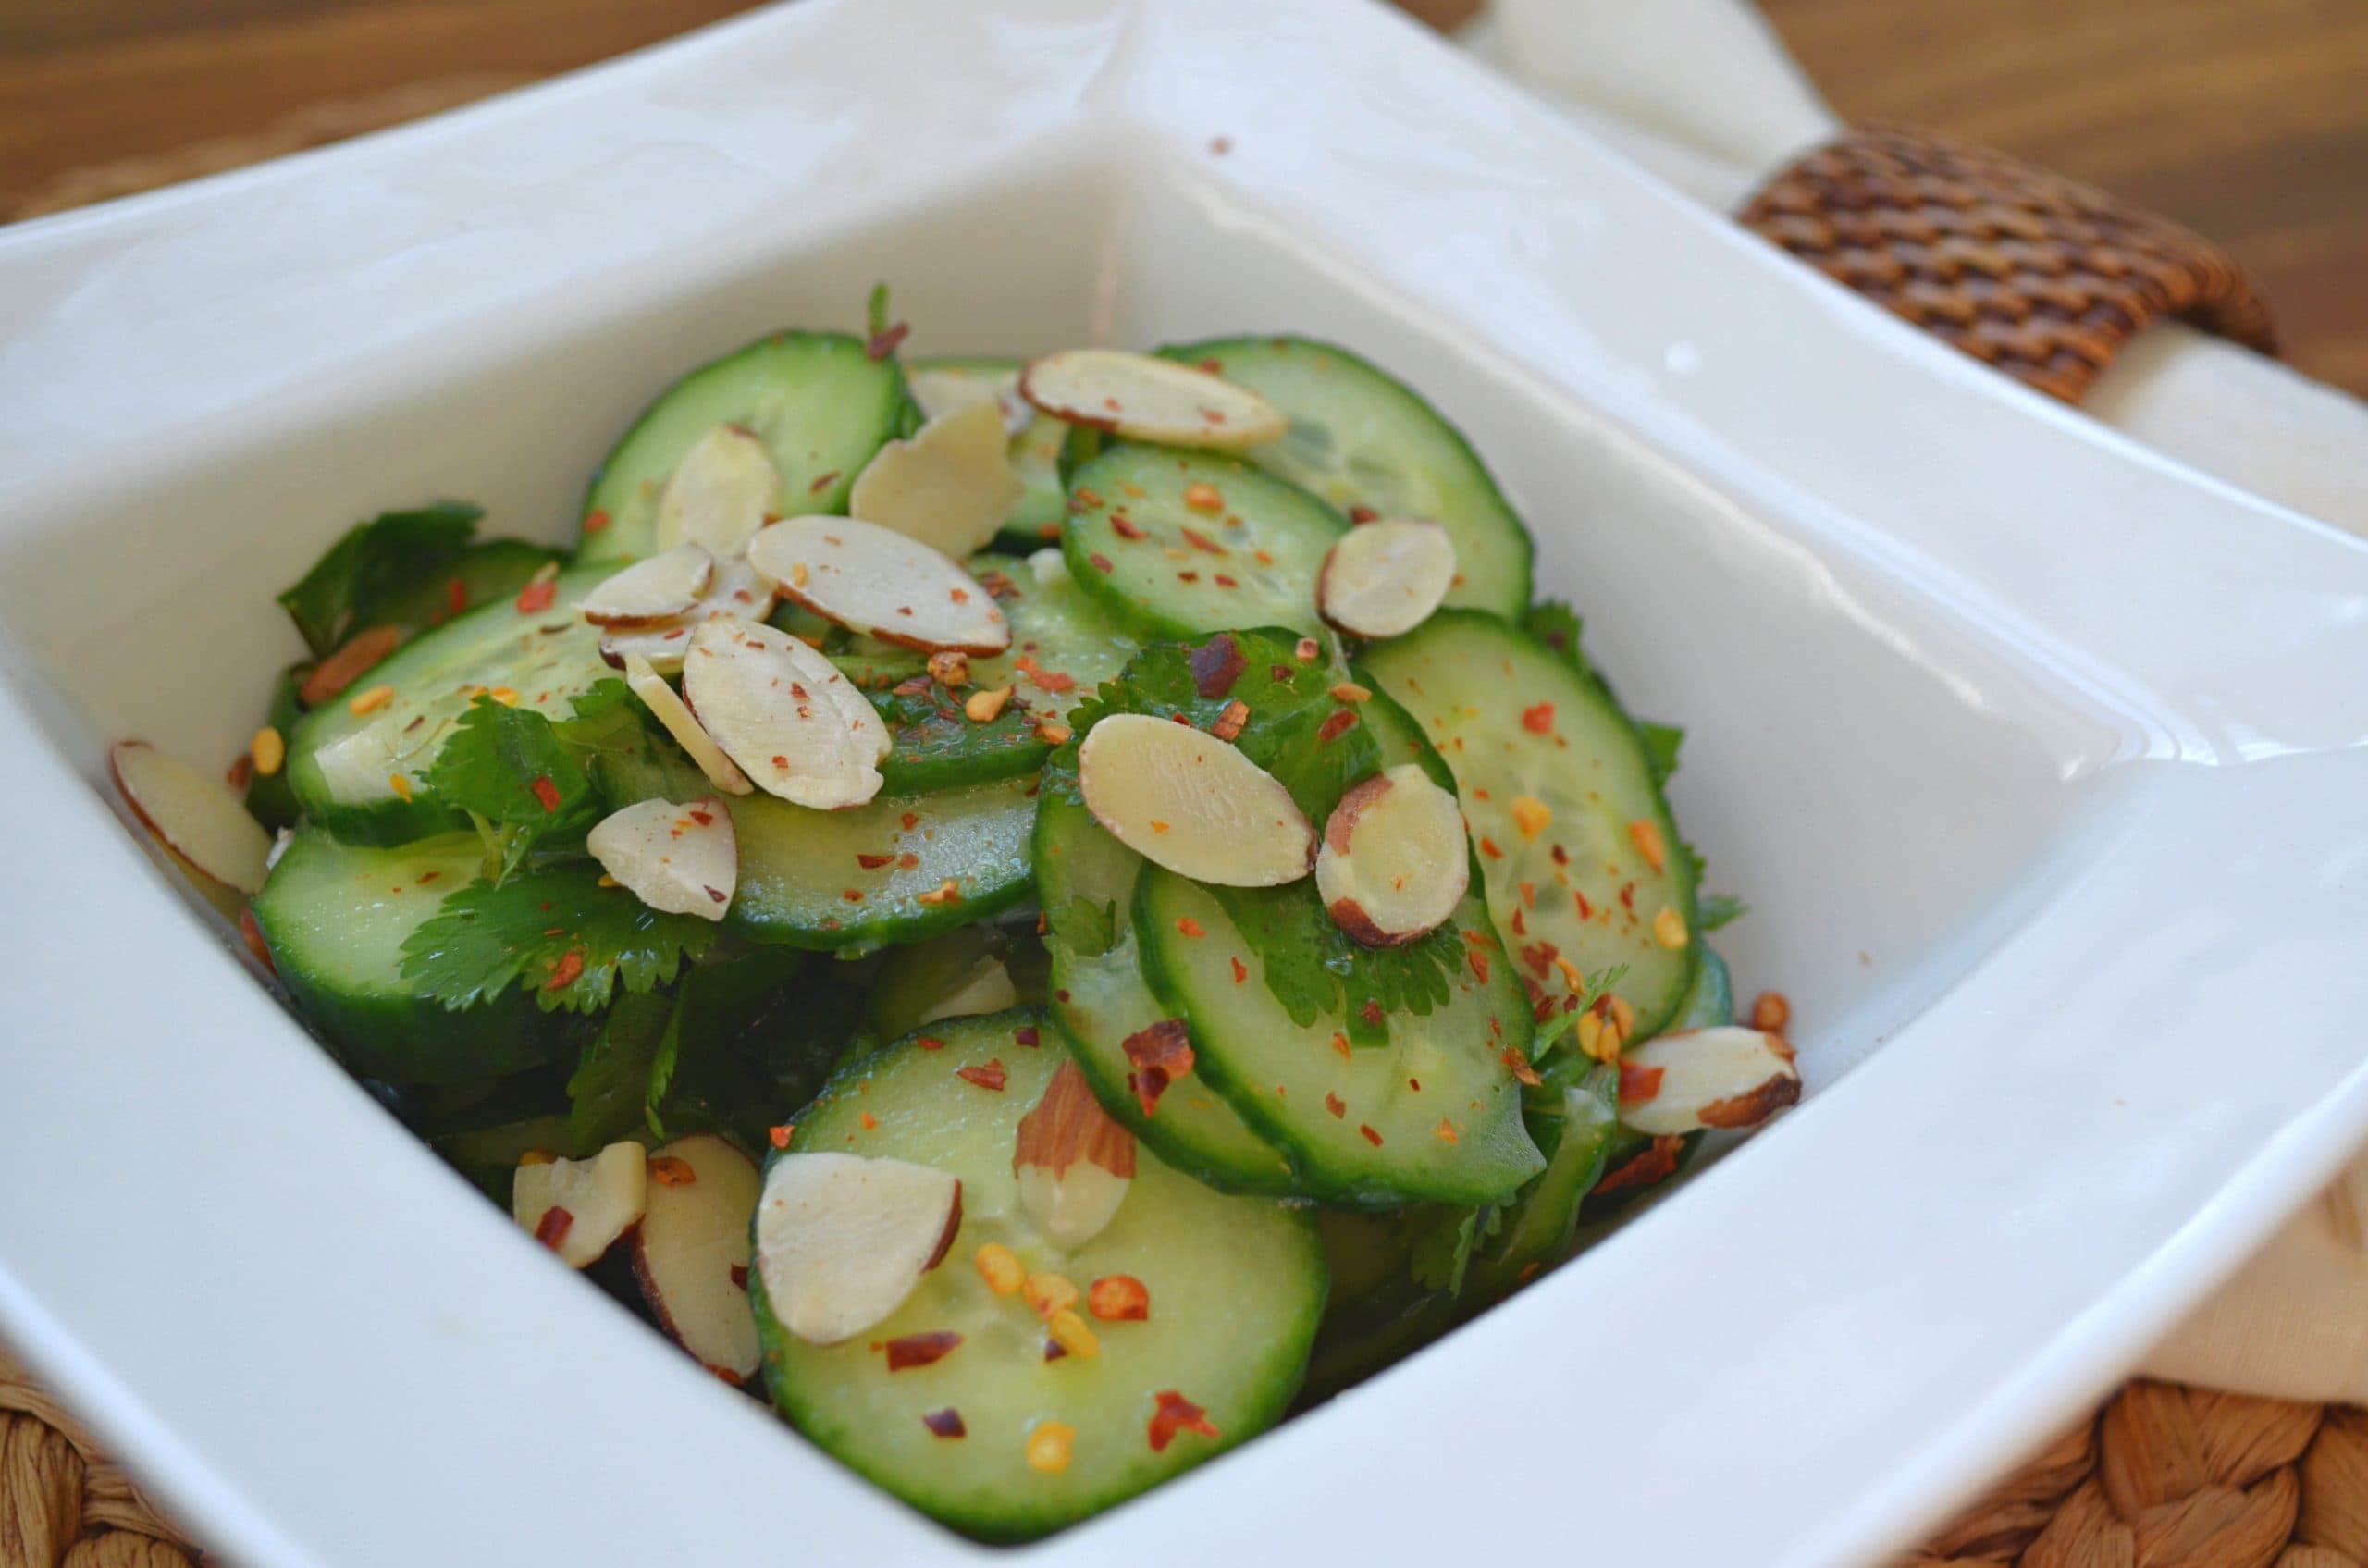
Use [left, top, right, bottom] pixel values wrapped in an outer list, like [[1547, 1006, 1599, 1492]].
[[6, 68, 2347, 1568]]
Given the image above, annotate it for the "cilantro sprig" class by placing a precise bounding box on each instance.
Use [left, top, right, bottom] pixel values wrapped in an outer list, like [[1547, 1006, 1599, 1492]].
[[399, 860, 717, 1015]]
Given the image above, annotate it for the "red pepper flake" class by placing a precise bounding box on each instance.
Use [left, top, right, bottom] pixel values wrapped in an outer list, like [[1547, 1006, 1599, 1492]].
[[298, 623, 403, 705], [1088, 552, 1114, 573], [916, 1036, 946, 1052], [1229, 957, 1248, 985], [226, 752, 254, 790], [768, 1123, 796, 1149], [978, 570, 1018, 599], [1189, 633, 1246, 698], [1596, 1134, 1685, 1194], [1359, 1123, 1383, 1146], [1179, 525, 1226, 555], [956, 1058, 1008, 1092], [1501, 1047, 1542, 1087], [544, 949, 585, 992], [1359, 999, 1385, 1028], [1435, 1117, 1460, 1144], [688, 809, 714, 826], [882, 1330, 961, 1371], [897, 852, 920, 870], [1088, 1275, 1151, 1321], [237, 907, 277, 977], [842, 889, 865, 903], [1317, 709, 1359, 744], [864, 321, 910, 361], [1619, 1060, 1666, 1105], [582, 509, 610, 534], [808, 468, 843, 494], [1209, 698, 1250, 742], [515, 579, 557, 614], [1347, 505, 1379, 524], [648, 1155, 697, 1187], [1324, 1091, 1346, 1119], [856, 851, 896, 870], [532, 1205, 574, 1249], [1110, 514, 1147, 540], [1330, 1031, 1351, 1060], [922, 1407, 967, 1438], [1148, 1389, 1219, 1452], [1122, 1019, 1195, 1117], [1014, 1025, 1041, 1047], [1175, 916, 1204, 938], [859, 1111, 879, 1130], [1478, 837, 1505, 860], [1521, 703, 1555, 735], [900, 811, 920, 831], [730, 1264, 748, 1290], [530, 774, 561, 812]]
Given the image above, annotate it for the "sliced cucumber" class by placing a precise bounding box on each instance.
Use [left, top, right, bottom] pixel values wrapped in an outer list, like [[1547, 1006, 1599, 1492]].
[[754, 1012, 1326, 1543], [966, 549, 1139, 723], [1035, 747, 1299, 1195], [1159, 336, 1532, 618], [1363, 611, 1700, 1039], [597, 740, 1036, 952], [1134, 690, 1542, 1206], [861, 674, 1048, 794], [906, 357, 1069, 552], [285, 565, 613, 845], [1061, 444, 1346, 637], [252, 826, 564, 1083], [581, 331, 917, 562]]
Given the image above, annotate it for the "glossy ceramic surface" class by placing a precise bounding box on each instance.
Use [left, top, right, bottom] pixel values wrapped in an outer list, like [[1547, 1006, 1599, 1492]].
[[0, 1, 2363, 1563]]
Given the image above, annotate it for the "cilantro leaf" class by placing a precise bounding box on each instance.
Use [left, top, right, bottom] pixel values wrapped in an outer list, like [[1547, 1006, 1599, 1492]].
[[401, 861, 717, 1015], [1531, 962, 1629, 1065], [1699, 893, 1748, 932], [426, 695, 595, 827], [651, 946, 860, 1148], [276, 501, 481, 658], [563, 990, 675, 1151], [1636, 721, 1684, 784], [1523, 600, 1586, 671], [1209, 882, 1462, 1043]]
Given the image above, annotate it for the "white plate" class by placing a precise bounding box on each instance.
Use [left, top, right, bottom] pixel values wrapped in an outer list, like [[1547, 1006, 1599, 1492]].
[[1, 1, 2364, 1563]]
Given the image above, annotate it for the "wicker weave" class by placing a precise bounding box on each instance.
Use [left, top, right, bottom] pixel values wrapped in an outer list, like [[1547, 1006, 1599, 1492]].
[[1737, 124, 2277, 402]]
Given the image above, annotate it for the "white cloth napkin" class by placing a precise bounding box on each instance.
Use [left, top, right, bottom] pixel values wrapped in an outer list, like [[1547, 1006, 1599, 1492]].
[[1467, 0, 2368, 1401]]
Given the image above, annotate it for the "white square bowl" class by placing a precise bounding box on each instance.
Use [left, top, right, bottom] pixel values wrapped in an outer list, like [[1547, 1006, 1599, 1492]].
[[3, 1, 2366, 1563]]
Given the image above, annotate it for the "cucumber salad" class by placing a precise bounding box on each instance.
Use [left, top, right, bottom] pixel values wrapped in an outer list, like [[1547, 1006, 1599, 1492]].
[[109, 302, 1801, 1542]]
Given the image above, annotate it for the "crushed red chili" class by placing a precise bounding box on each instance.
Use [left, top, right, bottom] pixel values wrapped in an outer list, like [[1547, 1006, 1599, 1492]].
[[1148, 1389, 1219, 1452], [532, 1205, 574, 1249], [956, 1059, 1008, 1092], [1121, 1019, 1195, 1117], [882, 1331, 961, 1371]]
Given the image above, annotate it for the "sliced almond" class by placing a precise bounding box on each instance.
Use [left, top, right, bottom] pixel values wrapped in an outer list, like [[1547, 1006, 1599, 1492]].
[[1317, 518, 1456, 640], [918, 957, 1018, 1027], [754, 1152, 963, 1345], [111, 740, 273, 895], [579, 543, 715, 627], [907, 365, 1035, 437], [1314, 763, 1468, 945], [586, 796, 737, 920], [1076, 712, 1314, 886], [512, 1142, 648, 1268], [746, 515, 1010, 656], [1618, 1026, 1803, 1136], [598, 555, 780, 675], [1018, 349, 1288, 449], [622, 652, 752, 796], [656, 425, 781, 557], [681, 620, 885, 809], [1014, 1059, 1136, 1251], [632, 1135, 762, 1384], [849, 401, 1025, 560]]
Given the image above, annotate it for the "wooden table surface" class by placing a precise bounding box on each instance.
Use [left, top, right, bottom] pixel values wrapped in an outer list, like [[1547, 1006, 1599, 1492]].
[[4, 0, 2365, 396]]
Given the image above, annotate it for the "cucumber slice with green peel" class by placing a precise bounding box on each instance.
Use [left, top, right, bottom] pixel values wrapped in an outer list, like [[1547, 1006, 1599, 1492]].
[[1158, 336, 1532, 619], [580, 331, 917, 562], [1061, 444, 1346, 638], [1363, 610, 1700, 1041], [596, 739, 1036, 951], [906, 357, 1070, 553], [753, 1011, 1326, 1543], [1035, 747, 1299, 1196], [252, 826, 565, 1083], [860, 674, 1049, 793], [285, 565, 614, 846], [1132, 688, 1542, 1206], [966, 549, 1140, 724]]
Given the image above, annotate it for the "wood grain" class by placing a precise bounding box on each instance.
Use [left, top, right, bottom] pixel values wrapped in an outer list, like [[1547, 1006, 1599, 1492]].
[[1, 0, 2362, 394]]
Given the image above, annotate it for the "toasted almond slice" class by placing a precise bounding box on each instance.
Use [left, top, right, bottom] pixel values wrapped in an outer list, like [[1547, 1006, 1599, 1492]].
[[1076, 712, 1314, 886], [1314, 762, 1468, 946], [622, 653, 752, 796], [1618, 1026, 1803, 1136], [1014, 1059, 1136, 1251], [579, 543, 715, 627], [918, 957, 1018, 1027], [598, 556, 779, 675], [586, 796, 737, 920], [849, 401, 1025, 560], [512, 1142, 648, 1268], [747, 515, 1010, 656], [1318, 518, 1456, 640], [657, 425, 781, 557], [906, 365, 1034, 437], [632, 1134, 762, 1383], [681, 620, 884, 809], [1018, 349, 1288, 449], [754, 1152, 963, 1345], [111, 740, 273, 895]]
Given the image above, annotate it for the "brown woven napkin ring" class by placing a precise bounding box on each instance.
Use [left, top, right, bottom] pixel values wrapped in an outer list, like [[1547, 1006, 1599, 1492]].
[[1736, 124, 2276, 403]]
